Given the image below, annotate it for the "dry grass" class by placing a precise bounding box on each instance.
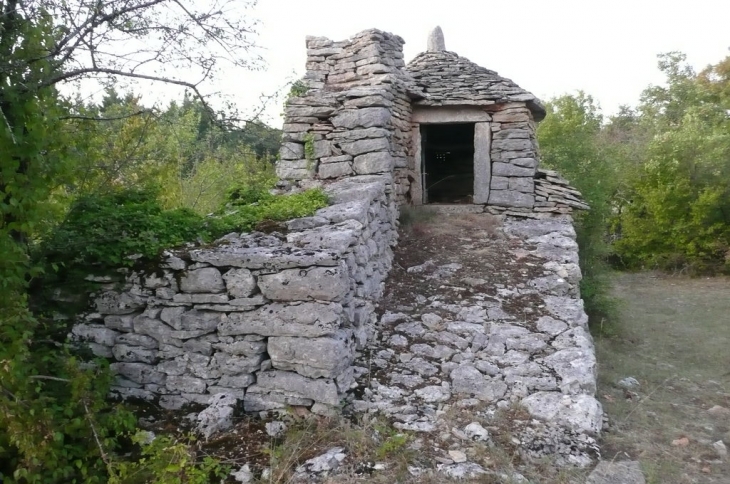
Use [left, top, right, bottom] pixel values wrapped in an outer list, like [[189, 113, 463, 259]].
[[596, 272, 730, 484]]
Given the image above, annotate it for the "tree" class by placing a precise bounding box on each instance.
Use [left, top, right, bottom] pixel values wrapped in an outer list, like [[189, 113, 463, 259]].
[[0, 1, 261, 479]]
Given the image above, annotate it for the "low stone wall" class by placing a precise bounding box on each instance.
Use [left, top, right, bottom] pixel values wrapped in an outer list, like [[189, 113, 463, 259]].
[[71, 177, 398, 413]]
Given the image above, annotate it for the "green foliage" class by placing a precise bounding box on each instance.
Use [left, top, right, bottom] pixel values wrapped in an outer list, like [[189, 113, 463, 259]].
[[41, 189, 209, 273], [211, 188, 329, 234], [537, 93, 618, 326], [108, 432, 230, 484], [303, 133, 316, 162], [0, 306, 137, 483], [612, 53, 730, 273]]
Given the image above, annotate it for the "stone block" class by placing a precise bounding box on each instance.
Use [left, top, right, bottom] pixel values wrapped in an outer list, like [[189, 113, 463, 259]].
[[332, 108, 391, 129], [190, 246, 339, 270], [319, 162, 353, 179], [287, 220, 362, 252], [490, 176, 509, 190], [509, 177, 535, 193], [71, 324, 119, 346], [255, 370, 341, 405], [488, 189, 534, 208], [258, 264, 349, 302], [521, 392, 603, 435], [353, 152, 394, 174], [492, 162, 534, 177], [339, 137, 390, 156], [95, 291, 146, 315], [178, 310, 224, 332], [213, 339, 267, 356], [268, 331, 354, 379], [222, 269, 256, 298], [166, 375, 207, 394], [111, 362, 166, 385], [179, 268, 225, 294], [492, 138, 534, 152], [280, 142, 304, 160], [214, 353, 265, 375], [219, 302, 343, 338], [112, 344, 158, 364]]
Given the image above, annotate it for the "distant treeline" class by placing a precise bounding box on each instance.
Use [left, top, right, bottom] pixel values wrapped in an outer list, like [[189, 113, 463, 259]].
[[538, 52, 730, 275]]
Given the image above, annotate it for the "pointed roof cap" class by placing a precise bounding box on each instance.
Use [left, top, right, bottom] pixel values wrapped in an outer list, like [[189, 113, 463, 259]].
[[406, 30, 545, 120]]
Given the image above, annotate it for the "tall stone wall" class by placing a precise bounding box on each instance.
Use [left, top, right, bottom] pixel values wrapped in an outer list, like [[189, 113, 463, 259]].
[[71, 177, 398, 414], [485, 103, 541, 214], [277, 29, 418, 204]]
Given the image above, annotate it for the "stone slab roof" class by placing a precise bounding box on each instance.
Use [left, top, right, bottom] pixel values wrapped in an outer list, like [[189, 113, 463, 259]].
[[406, 50, 546, 121]]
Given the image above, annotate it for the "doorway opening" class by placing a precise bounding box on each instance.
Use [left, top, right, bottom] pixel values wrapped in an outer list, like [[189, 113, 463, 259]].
[[422, 123, 475, 204]]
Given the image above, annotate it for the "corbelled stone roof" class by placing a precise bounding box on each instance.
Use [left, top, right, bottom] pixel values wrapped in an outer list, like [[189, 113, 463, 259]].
[[406, 50, 546, 121]]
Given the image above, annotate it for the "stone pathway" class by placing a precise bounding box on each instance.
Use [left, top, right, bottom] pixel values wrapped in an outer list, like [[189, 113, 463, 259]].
[[349, 213, 602, 472]]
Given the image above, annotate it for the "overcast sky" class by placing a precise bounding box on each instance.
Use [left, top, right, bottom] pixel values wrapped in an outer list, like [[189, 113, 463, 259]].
[[146, 0, 730, 126]]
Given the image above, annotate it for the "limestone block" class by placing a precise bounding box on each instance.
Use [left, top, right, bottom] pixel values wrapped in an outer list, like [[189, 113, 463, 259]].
[[450, 365, 508, 401], [353, 152, 394, 174], [491, 110, 531, 123], [492, 138, 534, 152], [492, 162, 534, 177], [255, 370, 341, 405], [539, 348, 597, 394], [219, 302, 343, 338], [71, 324, 119, 346], [190, 246, 339, 270], [178, 310, 224, 332], [222, 269, 256, 298], [512, 157, 538, 169], [214, 353, 265, 375], [243, 387, 314, 411], [95, 291, 146, 315], [182, 339, 214, 356], [112, 344, 158, 364], [521, 392, 603, 435], [332, 108, 391, 129], [179, 268, 225, 294], [218, 374, 256, 388], [286, 106, 335, 118], [319, 161, 353, 179], [268, 331, 354, 379], [258, 264, 349, 302], [509, 177, 535, 193], [306, 141, 327, 160], [490, 176, 509, 190], [213, 339, 267, 356], [286, 220, 363, 252], [166, 375, 207, 394], [280, 142, 304, 160], [104, 314, 135, 332], [111, 362, 166, 385], [172, 293, 228, 304], [287, 216, 329, 231], [488, 189, 534, 208], [315, 200, 370, 224], [339, 137, 389, 156]]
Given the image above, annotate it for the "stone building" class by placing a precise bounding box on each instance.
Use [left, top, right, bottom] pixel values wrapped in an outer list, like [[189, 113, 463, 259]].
[[278, 27, 587, 216]]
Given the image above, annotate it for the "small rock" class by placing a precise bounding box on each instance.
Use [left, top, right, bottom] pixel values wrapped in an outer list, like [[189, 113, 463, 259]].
[[296, 447, 346, 474], [586, 461, 645, 484], [713, 440, 727, 457], [708, 405, 730, 417], [196, 393, 237, 439], [265, 420, 287, 438], [448, 450, 467, 463], [671, 437, 690, 447], [464, 422, 490, 441], [231, 464, 254, 483], [440, 462, 487, 479], [617, 377, 640, 389]]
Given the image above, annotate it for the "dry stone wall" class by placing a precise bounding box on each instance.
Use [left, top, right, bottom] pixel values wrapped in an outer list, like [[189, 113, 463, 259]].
[[277, 29, 418, 204], [71, 177, 398, 414]]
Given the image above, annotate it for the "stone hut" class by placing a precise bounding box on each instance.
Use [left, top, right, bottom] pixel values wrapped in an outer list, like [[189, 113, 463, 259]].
[[278, 27, 587, 216]]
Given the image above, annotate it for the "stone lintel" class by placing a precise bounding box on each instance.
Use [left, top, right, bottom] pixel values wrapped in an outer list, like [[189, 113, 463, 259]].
[[412, 106, 491, 124]]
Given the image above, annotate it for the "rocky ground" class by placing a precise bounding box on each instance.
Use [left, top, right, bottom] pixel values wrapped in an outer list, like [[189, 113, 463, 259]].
[[138, 210, 640, 483]]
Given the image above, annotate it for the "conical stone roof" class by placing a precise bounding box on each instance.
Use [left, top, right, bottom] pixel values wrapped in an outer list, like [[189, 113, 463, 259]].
[[406, 49, 546, 121]]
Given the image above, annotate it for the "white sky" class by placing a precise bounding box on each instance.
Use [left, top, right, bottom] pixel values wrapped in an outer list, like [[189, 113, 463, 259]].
[[142, 0, 730, 126]]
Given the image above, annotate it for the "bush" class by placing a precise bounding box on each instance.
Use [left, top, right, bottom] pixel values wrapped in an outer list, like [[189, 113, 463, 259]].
[[42, 189, 209, 273]]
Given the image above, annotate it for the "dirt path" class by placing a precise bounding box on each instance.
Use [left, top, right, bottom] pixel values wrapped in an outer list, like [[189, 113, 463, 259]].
[[596, 272, 730, 483]]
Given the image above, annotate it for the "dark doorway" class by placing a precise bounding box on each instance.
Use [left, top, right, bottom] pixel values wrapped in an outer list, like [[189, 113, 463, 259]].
[[422, 123, 475, 204]]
